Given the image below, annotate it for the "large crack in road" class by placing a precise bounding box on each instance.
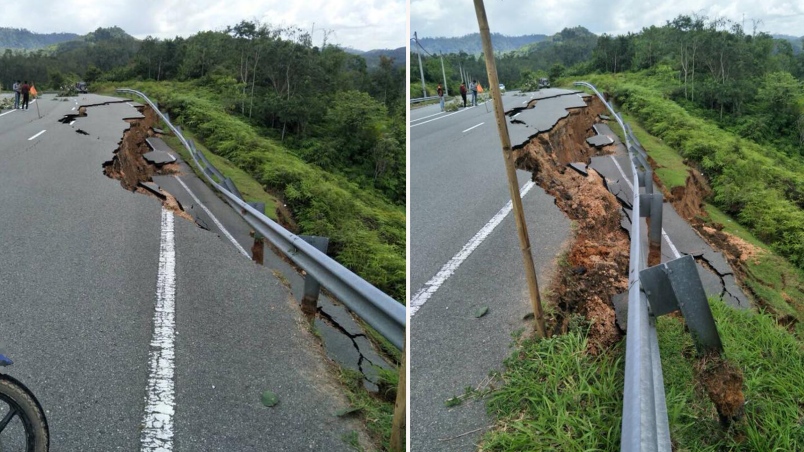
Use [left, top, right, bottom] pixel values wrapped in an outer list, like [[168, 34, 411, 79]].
[[508, 90, 747, 421], [65, 100, 394, 393]]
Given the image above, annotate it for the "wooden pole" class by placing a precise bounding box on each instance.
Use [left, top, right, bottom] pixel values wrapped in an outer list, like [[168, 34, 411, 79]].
[[472, 0, 546, 338], [389, 345, 406, 451]]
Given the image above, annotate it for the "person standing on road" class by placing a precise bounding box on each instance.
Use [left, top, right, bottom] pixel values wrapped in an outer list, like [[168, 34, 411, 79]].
[[20, 81, 30, 110], [470, 80, 478, 106], [437, 83, 444, 112], [460, 82, 467, 108], [12, 80, 21, 109]]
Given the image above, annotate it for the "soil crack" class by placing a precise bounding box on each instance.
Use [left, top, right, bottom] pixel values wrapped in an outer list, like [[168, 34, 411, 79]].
[[100, 103, 191, 222]]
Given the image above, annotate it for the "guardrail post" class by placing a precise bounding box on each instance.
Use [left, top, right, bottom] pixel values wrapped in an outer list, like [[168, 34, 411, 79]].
[[299, 235, 330, 318], [390, 344, 406, 452], [640, 193, 663, 266], [223, 177, 244, 200], [248, 202, 266, 265]]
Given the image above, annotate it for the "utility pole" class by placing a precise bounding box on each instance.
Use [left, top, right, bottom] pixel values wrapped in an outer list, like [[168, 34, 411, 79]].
[[440, 53, 448, 97], [413, 32, 427, 98], [472, 0, 546, 337]]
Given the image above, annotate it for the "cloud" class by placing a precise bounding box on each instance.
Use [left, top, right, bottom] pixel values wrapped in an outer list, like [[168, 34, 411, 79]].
[[1, 0, 405, 51], [411, 0, 804, 39]]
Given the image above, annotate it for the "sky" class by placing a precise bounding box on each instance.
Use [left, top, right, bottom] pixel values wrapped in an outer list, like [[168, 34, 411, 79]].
[[0, 0, 406, 51], [411, 0, 804, 40]]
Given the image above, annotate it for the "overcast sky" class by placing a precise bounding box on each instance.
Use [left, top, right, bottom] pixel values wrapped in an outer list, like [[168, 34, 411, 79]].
[[412, 0, 804, 40], [0, 0, 405, 51]]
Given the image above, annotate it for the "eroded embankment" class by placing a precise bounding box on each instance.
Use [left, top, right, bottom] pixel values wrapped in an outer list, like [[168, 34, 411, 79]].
[[99, 104, 192, 222], [515, 94, 745, 423], [513, 95, 627, 354]]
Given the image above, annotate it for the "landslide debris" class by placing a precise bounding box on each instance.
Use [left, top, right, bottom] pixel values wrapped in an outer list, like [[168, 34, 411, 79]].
[[513, 95, 626, 354], [100, 104, 191, 221], [515, 93, 745, 423]]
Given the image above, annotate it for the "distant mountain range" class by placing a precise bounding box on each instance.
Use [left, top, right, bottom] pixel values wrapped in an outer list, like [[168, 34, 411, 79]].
[[772, 34, 803, 54], [0, 27, 79, 50], [413, 32, 549, 55], [344, 47, 406, 68]]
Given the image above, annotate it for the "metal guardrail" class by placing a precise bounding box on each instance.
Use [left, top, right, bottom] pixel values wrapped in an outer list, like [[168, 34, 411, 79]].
[[410, 95, 440, 104], [574, 82, 672, 452], [116, 89, 406, 350]]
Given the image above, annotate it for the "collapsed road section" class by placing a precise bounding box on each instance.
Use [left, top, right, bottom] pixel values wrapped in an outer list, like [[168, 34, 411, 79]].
[[65, 99, 395, 394], [506, 88, 749, 419]]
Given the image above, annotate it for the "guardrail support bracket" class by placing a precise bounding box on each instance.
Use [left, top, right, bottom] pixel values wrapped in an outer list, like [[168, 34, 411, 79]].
[[640, 255, 723, 355], [299, 236, 330, 318]]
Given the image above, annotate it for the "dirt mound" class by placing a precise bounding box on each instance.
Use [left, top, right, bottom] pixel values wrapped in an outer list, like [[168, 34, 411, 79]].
[[669, 169, 711, 220], [695, 353, 745, 426]]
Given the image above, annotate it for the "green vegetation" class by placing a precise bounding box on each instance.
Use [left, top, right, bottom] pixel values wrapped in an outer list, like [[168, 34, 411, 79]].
[[338, 367, 398, 451], [481, 324, 623, 450], [482, 299, 804, 450]]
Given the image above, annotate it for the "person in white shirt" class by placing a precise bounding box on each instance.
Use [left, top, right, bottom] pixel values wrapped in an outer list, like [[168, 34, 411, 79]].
[[12, 80, 21, 109]]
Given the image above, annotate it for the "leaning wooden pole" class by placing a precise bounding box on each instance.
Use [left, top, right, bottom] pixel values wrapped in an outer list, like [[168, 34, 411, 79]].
[[389, 344, 406, 451], [472, 0, 546, 338]]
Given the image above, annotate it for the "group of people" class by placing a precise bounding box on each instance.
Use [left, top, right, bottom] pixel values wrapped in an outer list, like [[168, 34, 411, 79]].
[[11, 80, 35, 110], [437, 80, 481, 111]]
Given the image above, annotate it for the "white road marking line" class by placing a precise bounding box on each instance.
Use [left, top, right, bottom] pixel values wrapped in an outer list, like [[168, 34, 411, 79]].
[[0, 110, 16, 117], [462, 122, 484, 133], [410, 107, 474, 128], [513, 112, 520, 118], [72, 107, 76, 111], [28, 130, 46, 140], [410, 111, 447, 123], [141, 208, 177, 451], [609, 155, 680, 258], [410, 180, 536, 317], [69, 120, 76, 126], [173, 175, 249, 257]]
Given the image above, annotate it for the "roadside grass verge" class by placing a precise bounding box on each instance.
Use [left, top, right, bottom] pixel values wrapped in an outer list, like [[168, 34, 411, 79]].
[[481, 298, 804, 450], [338, 366, 398, 451]]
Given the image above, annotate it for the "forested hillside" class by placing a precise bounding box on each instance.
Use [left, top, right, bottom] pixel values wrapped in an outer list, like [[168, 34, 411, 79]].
[[0, 23, 406, 301], [411, 27, 597, 96], [416, 32, 548, 55], [0, 27, 78, 50]]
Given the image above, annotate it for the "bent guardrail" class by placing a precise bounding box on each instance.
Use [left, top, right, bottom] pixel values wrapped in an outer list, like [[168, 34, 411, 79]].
[[116, 89, 406, 350]]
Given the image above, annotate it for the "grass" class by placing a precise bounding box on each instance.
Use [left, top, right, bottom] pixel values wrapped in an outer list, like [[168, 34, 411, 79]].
[[338, 367, 398, 451], [481, 298, 804, 450], [480, 321, 624, 451], [657, 298, 804, 450], [161, 129, 280, 221]]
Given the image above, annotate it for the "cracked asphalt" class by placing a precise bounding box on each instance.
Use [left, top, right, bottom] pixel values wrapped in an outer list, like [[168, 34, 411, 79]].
[[410, 89, 752, 450], [0, 94, 368, 450]]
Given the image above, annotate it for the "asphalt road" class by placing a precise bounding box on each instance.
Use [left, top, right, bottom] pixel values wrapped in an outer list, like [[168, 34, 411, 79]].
[[0, 94, 363, 450], [410, 91, 577, 450]]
